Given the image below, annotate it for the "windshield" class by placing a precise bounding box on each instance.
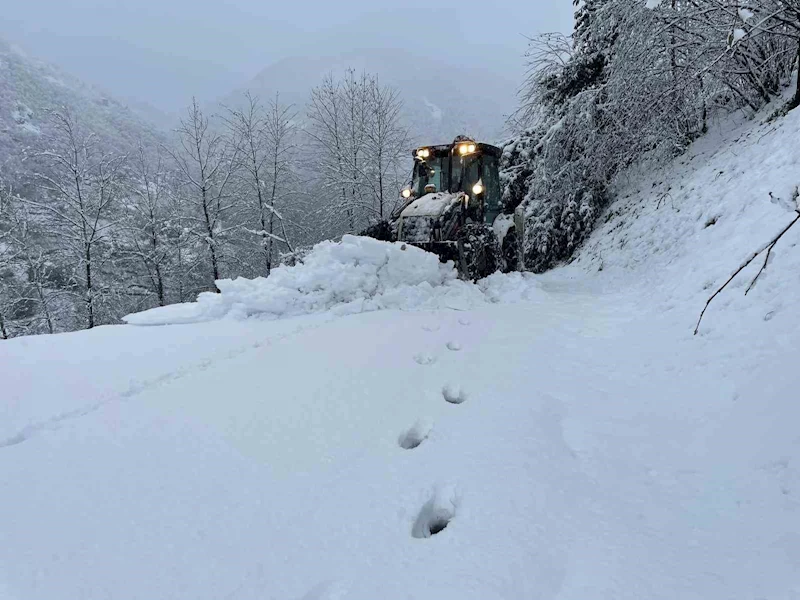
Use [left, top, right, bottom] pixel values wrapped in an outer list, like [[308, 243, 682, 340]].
[[412, 155, 450, 196], [451, 154, 480, 196]]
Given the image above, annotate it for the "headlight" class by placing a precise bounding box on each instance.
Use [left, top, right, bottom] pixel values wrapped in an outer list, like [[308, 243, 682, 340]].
[[416, 148, 430, 159], [401, 188, 412, 199], [458, 142, 477, 156], [472, 182, 484, 195]]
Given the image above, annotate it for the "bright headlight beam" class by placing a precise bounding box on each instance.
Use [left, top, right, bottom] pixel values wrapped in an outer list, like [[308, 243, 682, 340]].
[[458, 142, 477, 156]]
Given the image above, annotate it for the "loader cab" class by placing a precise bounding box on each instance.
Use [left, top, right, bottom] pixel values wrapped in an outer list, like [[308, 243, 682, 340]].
[[408, 139, 503, 225]]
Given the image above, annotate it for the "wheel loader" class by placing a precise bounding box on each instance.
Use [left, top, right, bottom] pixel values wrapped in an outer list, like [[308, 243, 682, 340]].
[[362, 137, 520, 280]]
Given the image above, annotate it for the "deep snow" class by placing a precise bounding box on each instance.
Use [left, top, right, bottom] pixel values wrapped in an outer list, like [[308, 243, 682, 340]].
[[123, 235, 493, 326], [2, 98, 800, 600]]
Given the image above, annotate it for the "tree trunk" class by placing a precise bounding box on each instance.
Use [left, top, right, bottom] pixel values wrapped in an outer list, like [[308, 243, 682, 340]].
[[0, 308, 8, 339], [35, 281, 54, 333], [377, 147, 384, 220], [789, 40, 800, 111], [149, 212, 166, 306], [201, 187, 221, 292], [268, 209, 275, 275], [154, 263, 165, 306], [85, 242, 94, 329], [267, 151, 280, 276]]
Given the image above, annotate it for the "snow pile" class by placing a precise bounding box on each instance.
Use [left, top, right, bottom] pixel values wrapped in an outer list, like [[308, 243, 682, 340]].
[[124, 235, 487, 326], [478, 271, 544, 304]]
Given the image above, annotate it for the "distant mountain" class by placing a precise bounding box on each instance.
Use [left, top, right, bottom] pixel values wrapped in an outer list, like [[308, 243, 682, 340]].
[[221, 48, 518, 147], [0, 36, 164, 173]]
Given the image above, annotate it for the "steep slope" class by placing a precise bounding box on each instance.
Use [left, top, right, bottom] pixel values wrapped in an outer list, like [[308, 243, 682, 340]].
[[1, 101, 799, 599], [0, 37, 164, 171], [222, 48, 517, 144]]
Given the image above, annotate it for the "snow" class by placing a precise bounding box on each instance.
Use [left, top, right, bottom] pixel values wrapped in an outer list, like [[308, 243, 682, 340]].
[[738, 7, 754, 21], [396, 193, 462, 243], [124, 235, 488, 326], [733, 27, 746, 43], [16, 121, 40, 135], [10, 103, 33, 125], [422, 97, 443, 122], [3, 99, 800, 600], [492, 212, 515, 243], [43, 75, 66, 87], [399, 191, 461, 218]]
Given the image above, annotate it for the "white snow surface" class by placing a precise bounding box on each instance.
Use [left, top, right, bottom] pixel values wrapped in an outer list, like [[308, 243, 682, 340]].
[[3, 99, 800, 600], [124, 235, 497, 326], [399, 191, 461, 218]]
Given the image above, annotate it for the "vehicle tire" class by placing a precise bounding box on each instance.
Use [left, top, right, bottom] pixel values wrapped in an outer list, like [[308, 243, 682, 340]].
[[501, 228, 519, 273], [457, 224, 500, 281]]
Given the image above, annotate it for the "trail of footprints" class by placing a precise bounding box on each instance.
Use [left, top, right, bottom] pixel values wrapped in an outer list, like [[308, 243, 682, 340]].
[[399, 317, 472, 538]]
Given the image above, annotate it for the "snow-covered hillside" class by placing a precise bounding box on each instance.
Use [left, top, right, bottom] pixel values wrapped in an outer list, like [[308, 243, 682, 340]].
[[2, 101, 800, 599], [0, 36, 163, 169]]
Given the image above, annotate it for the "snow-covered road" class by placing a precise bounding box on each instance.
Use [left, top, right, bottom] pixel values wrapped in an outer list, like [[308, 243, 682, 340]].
[[2, 272, 799, 600]]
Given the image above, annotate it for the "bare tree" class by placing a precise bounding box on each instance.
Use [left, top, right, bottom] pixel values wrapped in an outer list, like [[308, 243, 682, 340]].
[[363, 77, 409, 220], [224, 92, 298, 275], [120, 142, 175, 306], [168, 98, 241, 291], [0, 181, 16, 338], [24, 108, 126, 329], [1, 198, 64, 335], [306, 73, 352, 236], [306, 70, 409, 237]]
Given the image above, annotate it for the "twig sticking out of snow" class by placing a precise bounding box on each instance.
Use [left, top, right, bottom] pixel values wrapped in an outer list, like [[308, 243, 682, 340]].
[[694, 207, 800, 335]]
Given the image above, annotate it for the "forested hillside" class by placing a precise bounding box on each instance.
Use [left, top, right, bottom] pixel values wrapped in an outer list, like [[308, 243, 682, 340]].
[[501, 0, 800, 272], [0, 56, 412, 337]]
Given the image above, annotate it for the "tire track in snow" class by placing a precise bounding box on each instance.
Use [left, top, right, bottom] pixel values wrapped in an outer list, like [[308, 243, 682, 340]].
[[0, 319, 330, 449]]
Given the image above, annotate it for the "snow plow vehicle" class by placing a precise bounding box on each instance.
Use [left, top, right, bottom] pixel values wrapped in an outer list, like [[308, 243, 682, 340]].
[[363, 137, 519, 280]]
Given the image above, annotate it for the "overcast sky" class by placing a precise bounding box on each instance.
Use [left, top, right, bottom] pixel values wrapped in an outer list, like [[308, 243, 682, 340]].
[[0, 0, 573, 113]]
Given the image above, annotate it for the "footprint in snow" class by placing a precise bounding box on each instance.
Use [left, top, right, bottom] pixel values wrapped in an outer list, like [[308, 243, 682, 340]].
[[398, 419, 434, 450], [421, 323, 441, 332], [413, 353, 437, 365], [411, 485, 459, 539], [446, 341, 462, 351], [442, 384, 468, 405], [458, 317, 471, 326]]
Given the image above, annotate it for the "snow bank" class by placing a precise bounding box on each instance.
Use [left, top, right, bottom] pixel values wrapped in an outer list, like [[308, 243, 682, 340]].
[[565, 89, 800, 338], [124, 235, 493, 326]]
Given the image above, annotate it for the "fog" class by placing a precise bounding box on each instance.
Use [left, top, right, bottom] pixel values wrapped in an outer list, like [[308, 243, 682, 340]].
[[0, 0, 573, 113]]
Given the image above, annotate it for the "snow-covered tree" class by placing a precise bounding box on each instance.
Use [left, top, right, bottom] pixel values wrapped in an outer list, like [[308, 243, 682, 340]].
[[306, 70, 409, 238], [118, 143, 180, 307], [503, 0, 799, 272], [225, 92, 298, 275], [25, 108, 126, 329], [363, 79, 409, 220], [168, 99, 241, 291], [0, 196, 65, 335]]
